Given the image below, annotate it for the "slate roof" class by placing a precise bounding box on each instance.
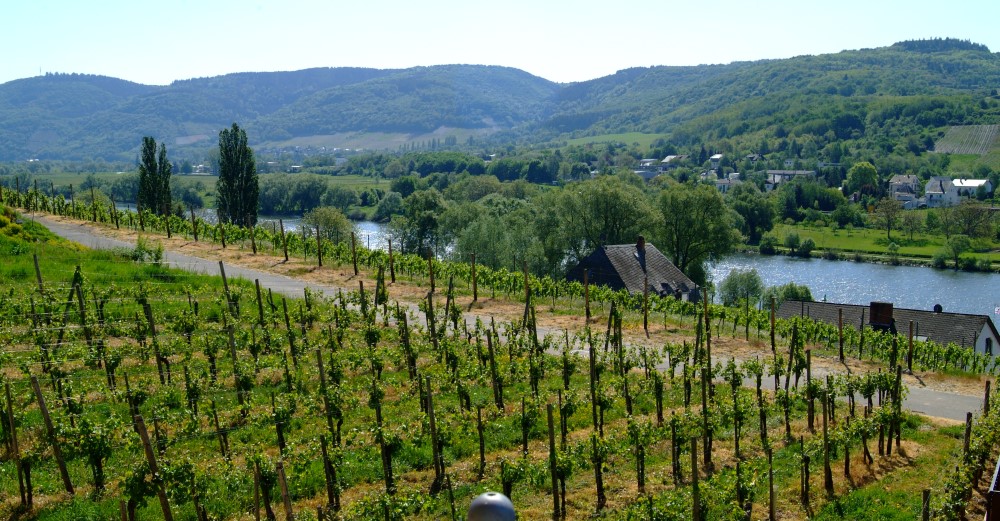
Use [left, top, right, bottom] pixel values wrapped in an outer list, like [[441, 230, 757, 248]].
[[777, 300, 1000, 348], [567, 240, 698, 299]]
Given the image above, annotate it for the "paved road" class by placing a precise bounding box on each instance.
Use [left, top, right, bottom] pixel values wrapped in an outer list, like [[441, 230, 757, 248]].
[[35, 216, 987, 422]]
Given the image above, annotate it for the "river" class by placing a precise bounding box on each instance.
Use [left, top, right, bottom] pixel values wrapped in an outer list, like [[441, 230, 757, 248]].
[[709, 253, 1000, 317]]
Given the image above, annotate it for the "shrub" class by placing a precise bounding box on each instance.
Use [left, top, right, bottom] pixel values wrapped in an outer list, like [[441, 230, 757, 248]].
[[931, 252, 948, 269], [798, 238, 815, 258], [783, 232, 801, 254], [759, 233, 779, 255]]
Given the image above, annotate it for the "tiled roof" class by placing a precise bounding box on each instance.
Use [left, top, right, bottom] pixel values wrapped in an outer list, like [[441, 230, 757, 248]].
[[567, 242, 698, 298], [777, 300, 999, 348]]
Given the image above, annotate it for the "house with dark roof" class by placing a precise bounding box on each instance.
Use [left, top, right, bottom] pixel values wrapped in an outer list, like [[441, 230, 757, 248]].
[[777, 300, 1000, 356], [764, 170, 816, 191], [566, 237, 700, 302], [889, 174, 921, 209]]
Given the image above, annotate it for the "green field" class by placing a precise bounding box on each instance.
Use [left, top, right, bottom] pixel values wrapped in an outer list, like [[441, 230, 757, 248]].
[[565, 132, 667, 149], [772, 220, 999, 267]]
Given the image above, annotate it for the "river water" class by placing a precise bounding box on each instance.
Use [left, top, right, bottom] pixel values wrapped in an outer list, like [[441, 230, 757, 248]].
[[709, 254, 1000, 317]]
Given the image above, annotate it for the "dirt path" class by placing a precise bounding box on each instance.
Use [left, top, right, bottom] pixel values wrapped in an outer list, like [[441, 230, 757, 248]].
[[32, 214, 990, 421]]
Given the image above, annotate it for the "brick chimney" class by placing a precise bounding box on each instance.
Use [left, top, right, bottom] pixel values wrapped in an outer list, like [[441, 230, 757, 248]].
[[636, 235, 646, 250]]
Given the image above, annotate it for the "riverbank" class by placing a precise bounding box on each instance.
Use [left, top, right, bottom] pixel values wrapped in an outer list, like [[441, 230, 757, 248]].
[[765, 222, 1000, 272]]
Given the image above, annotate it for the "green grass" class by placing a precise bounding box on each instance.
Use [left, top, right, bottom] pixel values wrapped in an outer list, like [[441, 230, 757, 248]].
[[772, 222, 999, 265], [564, 132, 667, 149]]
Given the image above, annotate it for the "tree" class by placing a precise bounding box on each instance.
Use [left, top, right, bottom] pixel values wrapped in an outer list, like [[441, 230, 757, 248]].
[[390, 188, 447, 254], [762, 282, 813, 306], [726, 183, 775, 244], [901, 211, 923, 241], [719, 269, 764, 307], [871, 197, 903, 240], [137, 137, 172, 215], [216, 123, 259, 227], [951, 200, 995, 239], [302, 206, 355, 244], [657, 183, 742, 285], [846, 161, 879, 197], [943, 234, 972, 271]]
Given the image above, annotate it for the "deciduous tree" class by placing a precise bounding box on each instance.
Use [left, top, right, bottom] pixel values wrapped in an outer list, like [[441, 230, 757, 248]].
[[656, 182, 742, 285], [871, 197, 903, 240]]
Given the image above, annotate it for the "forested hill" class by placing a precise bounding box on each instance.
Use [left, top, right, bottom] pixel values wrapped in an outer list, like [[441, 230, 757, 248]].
[[1, 38, 998, 161]]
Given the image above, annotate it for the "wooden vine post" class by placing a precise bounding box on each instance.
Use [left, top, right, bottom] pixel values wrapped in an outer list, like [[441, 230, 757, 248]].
[[279, 219, 288, 262], [584, 269, 591, 322], [190, 206, 198, 241], [388, 238, 396, 283], [471, 253, 478, 302], [770, 296, 776, 353], [219, 261, 236, 318], [30, 376, 74, 495], [838, 307, 844, 361], [907, 320, 915, 373], [134, 415, 173, 520], [351, 232, 359, 276], [277, 460, 294, 520], [316, 226, 323, 267]]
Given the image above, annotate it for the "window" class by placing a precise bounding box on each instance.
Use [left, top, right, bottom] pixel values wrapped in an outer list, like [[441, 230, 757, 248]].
[[987, 338, 994, 356]]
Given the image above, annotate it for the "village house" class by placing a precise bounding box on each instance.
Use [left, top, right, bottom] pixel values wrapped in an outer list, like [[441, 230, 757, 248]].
[[660, 155, 688, 170], [778, 300, 1000, 356], [716, 173, 742, 194], [566, 237, 700, 302], [764, 170, 816, 191], [710, 153, 723, 170], [889, 174, 921, 209], [924, 176, 960, 208]]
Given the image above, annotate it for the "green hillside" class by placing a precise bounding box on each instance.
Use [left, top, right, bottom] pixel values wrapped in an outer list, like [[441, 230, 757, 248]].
[[1, 38, 999, 163]]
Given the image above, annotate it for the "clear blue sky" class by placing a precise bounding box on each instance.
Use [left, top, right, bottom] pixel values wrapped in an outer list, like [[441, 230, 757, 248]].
[[4, 0, 999, 86]]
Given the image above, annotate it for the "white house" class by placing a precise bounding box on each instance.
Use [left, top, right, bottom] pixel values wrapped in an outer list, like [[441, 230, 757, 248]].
[[924, 176, 960, 207], [953, 179, 993, 197]]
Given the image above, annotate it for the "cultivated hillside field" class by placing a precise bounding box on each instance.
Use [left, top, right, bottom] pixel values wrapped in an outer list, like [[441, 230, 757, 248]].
[[933, 125, 1000, 155]]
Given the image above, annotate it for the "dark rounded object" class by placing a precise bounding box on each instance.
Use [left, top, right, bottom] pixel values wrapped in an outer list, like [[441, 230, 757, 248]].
[[468, 491, 515, 521], [933, 303, 943, 313]]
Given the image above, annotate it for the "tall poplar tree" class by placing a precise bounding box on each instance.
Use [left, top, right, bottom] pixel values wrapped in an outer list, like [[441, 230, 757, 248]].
[[216, 123, 259, 227], [137, 136, 172, 215]]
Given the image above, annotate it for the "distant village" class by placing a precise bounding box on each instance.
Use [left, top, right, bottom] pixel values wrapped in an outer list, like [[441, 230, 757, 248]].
[[632, 153, 994, 206]]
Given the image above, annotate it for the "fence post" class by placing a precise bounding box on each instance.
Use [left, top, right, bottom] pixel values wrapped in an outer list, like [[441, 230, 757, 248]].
[[30, 376, 74, 495]]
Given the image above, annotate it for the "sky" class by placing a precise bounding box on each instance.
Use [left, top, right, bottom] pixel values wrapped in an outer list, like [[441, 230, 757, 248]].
[[3, 0, 999, 86]]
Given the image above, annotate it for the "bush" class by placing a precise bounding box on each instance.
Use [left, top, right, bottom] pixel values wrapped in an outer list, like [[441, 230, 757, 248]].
[[960, 257, 979, 271], [797, 237, 815, 258], [783, 232, 801, 254], [759, 233, 779, 255], [822, 248, 841, 260], [931, 252, 948, 269]]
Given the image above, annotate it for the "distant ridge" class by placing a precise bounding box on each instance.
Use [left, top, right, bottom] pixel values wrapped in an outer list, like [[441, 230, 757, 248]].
[[1, 39, 998, 161]]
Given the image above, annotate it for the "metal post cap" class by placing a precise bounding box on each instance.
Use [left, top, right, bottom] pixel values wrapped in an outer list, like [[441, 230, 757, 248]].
[[467, 491, 515, 521]]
